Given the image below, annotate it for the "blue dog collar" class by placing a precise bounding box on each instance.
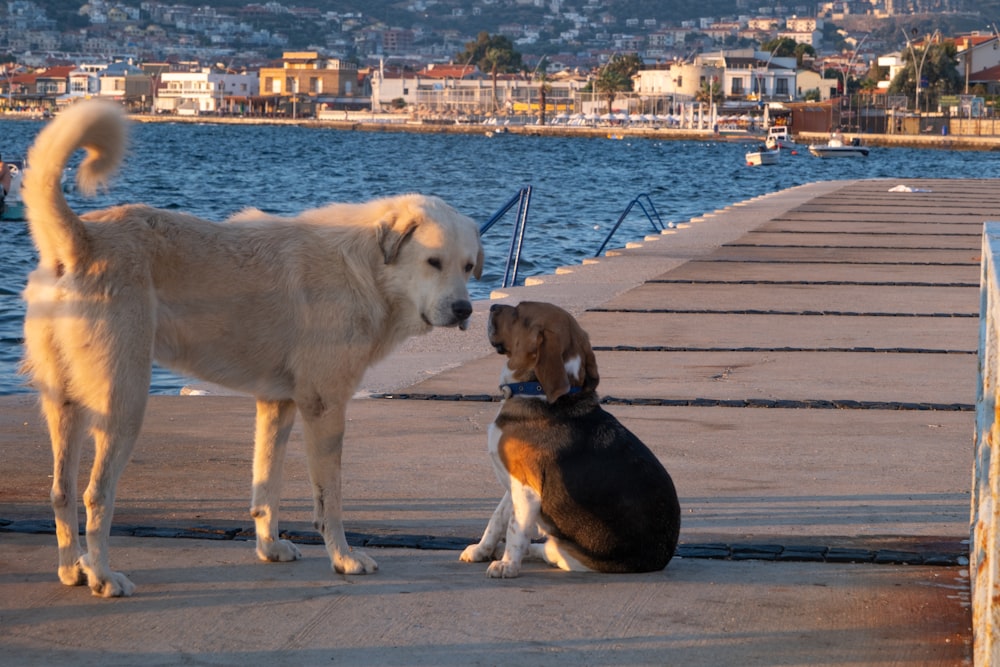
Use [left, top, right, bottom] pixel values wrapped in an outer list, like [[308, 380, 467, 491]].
[[500, 383, 582, 399]]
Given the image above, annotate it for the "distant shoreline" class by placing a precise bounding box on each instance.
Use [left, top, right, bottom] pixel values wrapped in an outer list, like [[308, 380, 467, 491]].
[[6, 110, 1000, 151], [126, 113, 1000, 151]]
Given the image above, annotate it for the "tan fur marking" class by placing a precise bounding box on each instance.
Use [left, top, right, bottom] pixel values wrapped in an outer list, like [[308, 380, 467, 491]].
[[497, 433, 543, 494]]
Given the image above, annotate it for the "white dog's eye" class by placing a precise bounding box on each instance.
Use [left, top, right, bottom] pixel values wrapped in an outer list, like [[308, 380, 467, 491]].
[[428, 258, 442, 270], [464, 262, 474, 273]]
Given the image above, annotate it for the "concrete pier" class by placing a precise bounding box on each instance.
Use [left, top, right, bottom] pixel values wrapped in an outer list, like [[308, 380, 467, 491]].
[[0, 177, 986, 665]]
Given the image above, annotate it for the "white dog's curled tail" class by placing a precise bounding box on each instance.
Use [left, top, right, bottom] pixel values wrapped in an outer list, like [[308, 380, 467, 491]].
[[23, 100, 127, 271]]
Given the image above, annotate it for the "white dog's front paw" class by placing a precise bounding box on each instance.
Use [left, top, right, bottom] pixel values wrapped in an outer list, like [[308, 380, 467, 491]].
[[90, 571, 136, 598], [256, 538, 302, 562], [460, 543, 494, 563], [334, 548, 378, 574], [58, 561, 88, 587], [78, 554, 136, 597], [486, 560, 521, 578]]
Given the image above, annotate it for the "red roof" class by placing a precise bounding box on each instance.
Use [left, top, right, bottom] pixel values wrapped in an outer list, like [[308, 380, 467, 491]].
[[970, 63, 1000, 83], [36, 65, 75, 79], [417, 63, 482, 79]]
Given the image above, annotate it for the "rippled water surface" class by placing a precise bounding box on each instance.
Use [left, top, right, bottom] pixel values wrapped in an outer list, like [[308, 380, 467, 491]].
[[2, 118, 999, 393]]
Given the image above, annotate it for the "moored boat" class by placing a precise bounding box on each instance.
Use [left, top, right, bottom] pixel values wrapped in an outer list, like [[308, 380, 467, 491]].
[[764, 126, 798, 151], [807, 132, 870, 158], [0, 158, 25, 221], [745, 145, 780, 166]]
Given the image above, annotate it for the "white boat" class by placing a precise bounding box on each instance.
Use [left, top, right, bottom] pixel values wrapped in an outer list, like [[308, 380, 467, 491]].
[[0, 158, 25, 221], [764, 126, 798, 151], [745, 145, 780, 166], [807, 132, 870, 158]]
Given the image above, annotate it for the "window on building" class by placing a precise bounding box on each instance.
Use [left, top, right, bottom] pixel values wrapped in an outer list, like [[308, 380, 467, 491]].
[[731, 78, 743, 94], [775, 78, 789, 96]]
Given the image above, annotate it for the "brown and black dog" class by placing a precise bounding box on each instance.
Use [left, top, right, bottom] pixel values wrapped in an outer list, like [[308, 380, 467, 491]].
[[460, 301, 681, 578]]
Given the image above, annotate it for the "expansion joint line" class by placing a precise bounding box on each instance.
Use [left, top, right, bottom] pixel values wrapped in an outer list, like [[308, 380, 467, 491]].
[[646, 279, 978, 288], [725, 243, 975, 251], [369, 393, 973, 412], [590, 345, 975, 355], [700, 259, 976, 266], [0, 520, 966, 567], [586, 307, 975, 318]]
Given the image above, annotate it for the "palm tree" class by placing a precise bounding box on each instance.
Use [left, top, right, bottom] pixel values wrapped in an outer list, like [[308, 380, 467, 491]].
[[533, 57, 551, 125], [593, 53, 642, 116], [455, 32, 523, 114], [695, 77, 723, 107]]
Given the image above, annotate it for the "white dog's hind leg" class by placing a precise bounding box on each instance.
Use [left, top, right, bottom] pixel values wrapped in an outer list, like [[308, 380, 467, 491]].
[[251, 399, 302, 562], [486, 478, 541, 578], [78, 375, 150, 598], [460, 490, 512, 562], [42, 395, 89, 587], [300, 402, 378, 575]]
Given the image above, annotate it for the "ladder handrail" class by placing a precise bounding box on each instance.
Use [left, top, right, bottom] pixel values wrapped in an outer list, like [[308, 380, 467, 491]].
[[480, 185, 533, 288], [481, 189, 666, 289], [593, 193, 667, 257]]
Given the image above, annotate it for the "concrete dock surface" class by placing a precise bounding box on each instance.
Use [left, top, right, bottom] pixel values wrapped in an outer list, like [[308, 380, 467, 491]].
[[0, 177, 990, 665]]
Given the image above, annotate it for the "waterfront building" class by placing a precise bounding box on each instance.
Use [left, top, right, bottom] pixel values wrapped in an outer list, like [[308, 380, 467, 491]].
[[370, 62, 587, 120], [634, 49, 798, 108], [257, 51, 363, 116], [955, 32, 1000, 95], [155, 68, 259, 115]]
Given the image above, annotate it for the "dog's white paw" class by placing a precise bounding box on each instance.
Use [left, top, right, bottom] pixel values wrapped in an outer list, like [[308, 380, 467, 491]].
[[460, 544, 493, 563], [334, 549, 378, 574], [91, 571, 136, 598], [256, 538, 302, 562], [77, 554, 136, 597], [58, 562, 88, 587], [486, 560, 521, 578], [85, 569, 136, 597]]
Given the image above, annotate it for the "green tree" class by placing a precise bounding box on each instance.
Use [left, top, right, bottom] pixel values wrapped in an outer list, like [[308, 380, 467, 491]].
[[455, 32, 523, 113], [759, 38, 814, 68], [760, 37, 798, 57], [793, 43, 816, 67], [695, 76, 723, 106], [593, 53, 642, 115], [888, 37, 961, 112], [533, 57, 551, 125]]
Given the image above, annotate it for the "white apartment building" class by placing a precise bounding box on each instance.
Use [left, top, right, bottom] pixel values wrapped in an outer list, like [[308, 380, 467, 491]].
[[633, 50, 798, 104], [154, 68, 259, 114]]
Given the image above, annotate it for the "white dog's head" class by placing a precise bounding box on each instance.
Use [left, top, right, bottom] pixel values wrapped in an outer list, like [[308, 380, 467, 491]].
[[376, 194, 483, 331]]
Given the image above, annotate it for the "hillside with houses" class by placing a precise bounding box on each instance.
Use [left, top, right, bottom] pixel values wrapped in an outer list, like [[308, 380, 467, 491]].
[[3, 0, 1000, 137]]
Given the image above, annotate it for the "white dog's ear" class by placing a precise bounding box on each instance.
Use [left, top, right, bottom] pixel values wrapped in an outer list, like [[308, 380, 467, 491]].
[[377, 216, 419, 264], [474, 245, 484, 280]]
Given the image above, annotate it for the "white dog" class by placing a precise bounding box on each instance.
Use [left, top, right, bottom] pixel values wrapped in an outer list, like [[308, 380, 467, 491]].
[[21, 100, 483, 597]]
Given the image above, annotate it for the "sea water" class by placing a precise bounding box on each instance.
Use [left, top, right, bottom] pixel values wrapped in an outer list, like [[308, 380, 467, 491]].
[[2, 118, 999, 393]]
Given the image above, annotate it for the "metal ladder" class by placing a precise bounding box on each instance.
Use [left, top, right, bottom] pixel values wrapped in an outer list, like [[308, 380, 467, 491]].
[[594, 193, 669, 257], [479, 185, 532, 289], [481, 187, 668, 288]]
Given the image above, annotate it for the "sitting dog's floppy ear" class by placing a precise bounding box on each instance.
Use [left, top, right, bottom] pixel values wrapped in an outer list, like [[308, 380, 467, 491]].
[[377, 214, 419, 264], [534, 326, 573, 403]]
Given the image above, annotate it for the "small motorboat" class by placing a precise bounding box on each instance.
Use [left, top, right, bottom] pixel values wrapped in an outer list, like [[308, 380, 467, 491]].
[[746, 145, 779, 166], [765, 125, 798, 151], [808, 132, 870, 158], [0, 158, 25, 221]]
